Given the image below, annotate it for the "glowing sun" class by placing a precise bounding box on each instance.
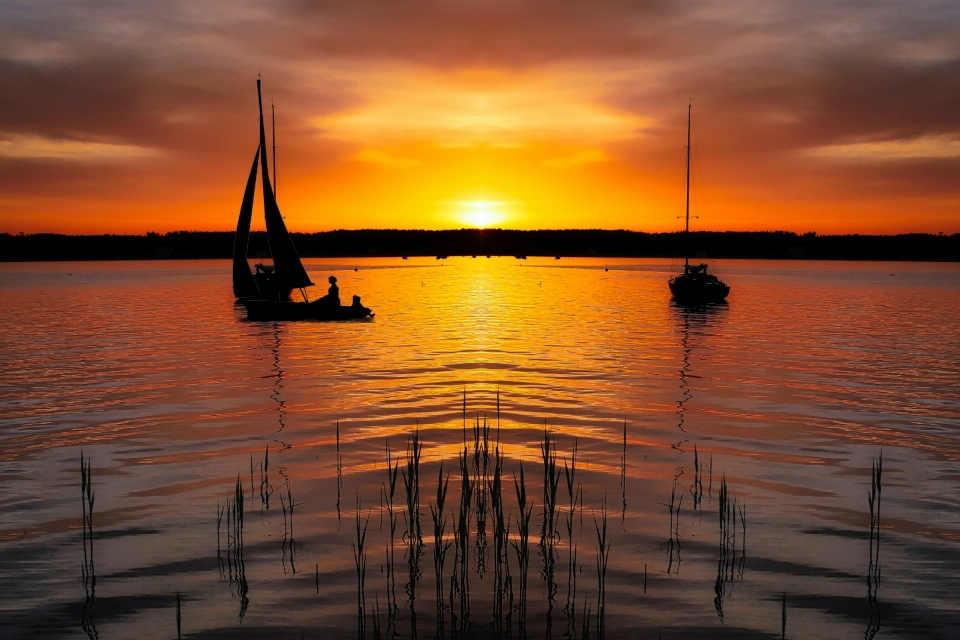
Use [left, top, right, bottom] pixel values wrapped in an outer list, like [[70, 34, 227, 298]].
[[458, 200, 507, 228]]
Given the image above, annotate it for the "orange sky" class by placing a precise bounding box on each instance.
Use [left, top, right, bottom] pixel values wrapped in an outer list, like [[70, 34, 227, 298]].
[[1, 1, 958, 234]]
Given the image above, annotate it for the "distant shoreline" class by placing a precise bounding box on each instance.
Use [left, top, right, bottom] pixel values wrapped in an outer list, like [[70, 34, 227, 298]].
[[2, 229, 958, 262]]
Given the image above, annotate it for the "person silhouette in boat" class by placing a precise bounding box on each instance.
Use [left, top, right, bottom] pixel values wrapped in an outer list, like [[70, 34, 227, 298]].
[[317, 275, 340, 307]]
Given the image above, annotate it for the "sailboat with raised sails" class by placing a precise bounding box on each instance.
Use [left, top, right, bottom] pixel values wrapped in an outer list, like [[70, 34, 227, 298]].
[[233, 79, 373, 321], [667, 102, 730, 305]]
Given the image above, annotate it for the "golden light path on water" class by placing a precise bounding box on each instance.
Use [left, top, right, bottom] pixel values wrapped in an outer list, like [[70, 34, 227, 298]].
[[0, 257, 959, 638]]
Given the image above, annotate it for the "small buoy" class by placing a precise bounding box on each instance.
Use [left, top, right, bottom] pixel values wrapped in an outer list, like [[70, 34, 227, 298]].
[[604, 265, 609, 272], [354, 265, 358, 272]]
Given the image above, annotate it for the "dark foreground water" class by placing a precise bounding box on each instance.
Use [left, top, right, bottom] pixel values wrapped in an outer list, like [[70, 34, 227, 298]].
[[1, 257, 959, 639]]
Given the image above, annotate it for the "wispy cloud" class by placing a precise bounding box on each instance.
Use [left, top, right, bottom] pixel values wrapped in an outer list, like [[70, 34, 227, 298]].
[[314, 67, 648, 146], [0, 134, 161, 161], [805, 135, 960, 161]]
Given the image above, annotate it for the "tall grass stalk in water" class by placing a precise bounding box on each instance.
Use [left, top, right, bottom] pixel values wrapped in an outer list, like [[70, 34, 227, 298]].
[[80, 452, 97, 639], [564, 439, 582, 616], [452, 440, 475, 629], [353, 495, 370, 638], [666, 476, 683, 574], [429, 464, 451, 626], [690, 445, 703, 510], [259, 446, 272, 510], [280, 476, 297, 574], [224, 476, 249, 621], [713, 475, 744, 621], [866, 452, 883, 639], [216, 500, 225, 579], [512, 461, 533, 630], [594, 497, 610, 639], [489, 426, 512, 630], [382, 441, 400, 616], [539, 425, 561, 634], [402, 425, 423, 603], [473, 415, 490, 580]]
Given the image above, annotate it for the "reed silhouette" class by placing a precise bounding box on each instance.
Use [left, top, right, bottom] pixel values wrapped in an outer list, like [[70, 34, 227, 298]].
[[781, 592, 787, 639], [690, 445, 704, 511], [512, 461, 533, 633], [666, 475, 683, 575], [713, 475, 745, 622], [220, 477, 249, 621], [564, 439, 583, 620], [402, 425, 424, 633], [473, 414, 490, 582], [80, 452, 97, 639], [259, 445, 273, 510], [866, 452, 883, 639], [429, 464, 451, 628], [451, 439, 474, 630], [382, 440, 401, 624], [594, 497, 610, 639], [539, 426, 561, 636], [489, 419, 513, 632], [353, 494, 370, 638], [280, 475, 297, 574]]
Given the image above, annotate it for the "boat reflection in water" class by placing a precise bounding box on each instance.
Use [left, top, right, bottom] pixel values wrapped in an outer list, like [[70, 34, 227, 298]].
[[232, 78, 373, 321]]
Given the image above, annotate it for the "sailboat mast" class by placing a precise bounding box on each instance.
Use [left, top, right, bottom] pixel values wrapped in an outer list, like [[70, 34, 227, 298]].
[[685, 101, 691, 269]]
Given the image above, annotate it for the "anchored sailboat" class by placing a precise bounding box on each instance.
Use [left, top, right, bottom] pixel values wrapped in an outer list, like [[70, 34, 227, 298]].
[[668, 102, 730, 305], [233, 79, 373, 321]]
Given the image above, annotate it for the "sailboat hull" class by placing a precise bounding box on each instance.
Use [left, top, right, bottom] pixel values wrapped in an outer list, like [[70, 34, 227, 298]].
[[242, 299, 373, 321], [668, 275, 730, 305]]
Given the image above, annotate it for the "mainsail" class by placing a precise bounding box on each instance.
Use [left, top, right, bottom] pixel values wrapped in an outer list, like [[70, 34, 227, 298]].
[[257, 79, 313, 291], [232, 147, 261, 298]]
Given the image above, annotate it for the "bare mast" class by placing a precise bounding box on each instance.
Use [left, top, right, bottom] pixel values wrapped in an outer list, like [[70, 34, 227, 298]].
[[685, 100, 691, 270]]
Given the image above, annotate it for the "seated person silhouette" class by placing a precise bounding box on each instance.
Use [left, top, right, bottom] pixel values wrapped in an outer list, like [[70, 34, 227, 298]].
[[316, 275, 340, 307], [351, 295, 363, 308]]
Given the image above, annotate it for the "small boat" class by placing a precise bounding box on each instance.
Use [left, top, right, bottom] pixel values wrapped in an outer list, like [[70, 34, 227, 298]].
[[243, 298, 373, 321], [668, 102, 730, 305], [233, 78, 373, 321]]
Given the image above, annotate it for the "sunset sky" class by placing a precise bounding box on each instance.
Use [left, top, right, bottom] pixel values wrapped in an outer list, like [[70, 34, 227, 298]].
[[1, 1, 958, 234]]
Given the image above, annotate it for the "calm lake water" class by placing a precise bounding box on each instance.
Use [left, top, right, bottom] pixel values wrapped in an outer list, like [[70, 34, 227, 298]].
[[1, 257, 959, 639]]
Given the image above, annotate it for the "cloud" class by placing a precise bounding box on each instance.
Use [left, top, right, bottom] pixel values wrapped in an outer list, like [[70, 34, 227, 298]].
[[543, 148, 611, 168], [352, 148, 421, 168], [0, 134, 161, 161], [315, 66, 649, 146], [804, 135, 960, 162]]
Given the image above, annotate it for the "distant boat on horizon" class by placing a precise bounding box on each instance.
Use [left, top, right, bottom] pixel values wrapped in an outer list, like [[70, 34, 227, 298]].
[[232, 78, 372, 321], [668, 102, 730, 305]]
